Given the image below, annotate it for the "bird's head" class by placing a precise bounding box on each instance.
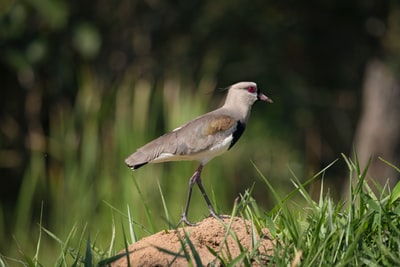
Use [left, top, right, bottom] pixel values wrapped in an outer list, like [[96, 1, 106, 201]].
[[225, 81, 273, 107]]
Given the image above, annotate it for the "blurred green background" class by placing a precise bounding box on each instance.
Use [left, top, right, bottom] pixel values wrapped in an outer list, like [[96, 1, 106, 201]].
[[1, 0, 399, 264]]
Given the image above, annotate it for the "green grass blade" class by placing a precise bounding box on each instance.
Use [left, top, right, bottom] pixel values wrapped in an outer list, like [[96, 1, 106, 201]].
[[126, 205, 136, 244], [131, 176, 156, 233], [153, 245, 185, 263], [274, 159, 338, 210], [84, 234, 92, 267], [107, 214, 116, 257], [379, 156, 400, 173], [227, 250, 248, 267], [121, 222, 131, 267], [182, 229, 202, 267], [251, 161, 283, 208], [157, 179, 171, 226], [390, 181, 400, 204], [33, 202, 44, 266], [103, 201, 152, 236]]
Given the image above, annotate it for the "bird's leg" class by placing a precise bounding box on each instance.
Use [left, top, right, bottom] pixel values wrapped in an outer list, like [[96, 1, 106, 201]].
[[180, 164, 221, 226], [195, 172, 219, 219], [180, 164, 202, 226]]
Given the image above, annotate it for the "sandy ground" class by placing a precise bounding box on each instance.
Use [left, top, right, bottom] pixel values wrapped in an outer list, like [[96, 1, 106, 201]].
[[108, 216, 276, 266]]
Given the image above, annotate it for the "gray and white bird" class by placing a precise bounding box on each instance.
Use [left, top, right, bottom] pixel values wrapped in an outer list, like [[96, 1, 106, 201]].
[[125, 81, 272, 225]]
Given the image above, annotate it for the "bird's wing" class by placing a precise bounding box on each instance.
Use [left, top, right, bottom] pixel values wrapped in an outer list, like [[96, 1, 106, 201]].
[[125, 113, 241, 169], [174, 114, 238, 154]]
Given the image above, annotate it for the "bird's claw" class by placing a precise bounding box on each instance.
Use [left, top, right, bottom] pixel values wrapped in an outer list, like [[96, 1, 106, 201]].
[[178, 213, 197, 227], [178, 210, 224, 227]]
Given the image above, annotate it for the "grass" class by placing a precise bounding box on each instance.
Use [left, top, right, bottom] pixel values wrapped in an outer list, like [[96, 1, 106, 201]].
[[2, 153, 400, 266]]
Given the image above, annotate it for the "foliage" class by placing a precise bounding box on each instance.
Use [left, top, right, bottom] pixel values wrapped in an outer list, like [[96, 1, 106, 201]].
[[1, 154, 399, 266], [267, 154, 400, 266]]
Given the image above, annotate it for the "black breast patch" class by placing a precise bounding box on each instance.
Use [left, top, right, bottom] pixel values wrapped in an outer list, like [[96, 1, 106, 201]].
[[228, 121, 246, 150]]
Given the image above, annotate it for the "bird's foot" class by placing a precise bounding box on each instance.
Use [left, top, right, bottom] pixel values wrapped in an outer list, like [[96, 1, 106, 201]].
[[177, 211, 229, 227], [208, 208, 229, 220], [208, 212, 230, 221], [178, 213, 197, 227], [209, 211, 220, 219]]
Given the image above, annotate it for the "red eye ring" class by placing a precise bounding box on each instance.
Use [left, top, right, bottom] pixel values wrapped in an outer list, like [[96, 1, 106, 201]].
[[247, 86, 257, 93]]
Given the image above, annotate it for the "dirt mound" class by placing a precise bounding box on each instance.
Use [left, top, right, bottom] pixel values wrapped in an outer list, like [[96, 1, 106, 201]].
[[109, 216, 275, 266]]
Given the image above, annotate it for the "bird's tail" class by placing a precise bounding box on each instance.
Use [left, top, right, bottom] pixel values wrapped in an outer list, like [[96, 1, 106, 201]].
[[125, 152, 149, 170]]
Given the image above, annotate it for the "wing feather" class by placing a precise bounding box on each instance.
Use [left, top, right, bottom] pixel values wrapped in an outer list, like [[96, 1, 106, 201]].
[[124, 113, 240, 169]]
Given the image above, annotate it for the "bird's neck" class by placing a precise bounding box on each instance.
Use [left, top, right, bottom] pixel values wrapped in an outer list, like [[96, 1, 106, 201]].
[[222, 97, 252, 123]]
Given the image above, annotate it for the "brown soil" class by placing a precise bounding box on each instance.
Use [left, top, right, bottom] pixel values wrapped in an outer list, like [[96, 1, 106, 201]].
[[109, 216, 276, 266]]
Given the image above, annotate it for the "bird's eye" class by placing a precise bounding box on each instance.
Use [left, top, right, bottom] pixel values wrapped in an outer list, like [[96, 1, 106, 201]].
[[247, 86, 257, 93]]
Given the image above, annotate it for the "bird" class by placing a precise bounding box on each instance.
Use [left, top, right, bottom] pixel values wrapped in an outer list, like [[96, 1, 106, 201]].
[[125, 81, 272, 225]]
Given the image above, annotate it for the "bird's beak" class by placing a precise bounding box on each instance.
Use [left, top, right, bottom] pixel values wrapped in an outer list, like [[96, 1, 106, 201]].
[[258, 92, 273, 103]]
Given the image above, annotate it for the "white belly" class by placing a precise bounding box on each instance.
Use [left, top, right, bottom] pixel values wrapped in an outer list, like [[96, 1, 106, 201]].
[[151, 135, 233, 165]]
